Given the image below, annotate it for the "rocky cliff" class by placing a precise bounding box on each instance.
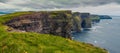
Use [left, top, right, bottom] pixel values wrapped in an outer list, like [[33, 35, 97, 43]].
[[72, 12, 82, 32], [99, 15, 112, 19], [72, 12, 92, 32], [80, 13, 92, 28], [90, 15, 100, 23], [5, 10, 72, 39], [5, 11, 93, 39]]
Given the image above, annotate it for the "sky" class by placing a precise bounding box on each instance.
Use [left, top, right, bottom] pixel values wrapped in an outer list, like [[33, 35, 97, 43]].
[[0, 0, 120, 15]]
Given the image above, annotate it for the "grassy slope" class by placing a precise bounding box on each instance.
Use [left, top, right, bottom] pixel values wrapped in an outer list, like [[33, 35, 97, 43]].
[[0, 12, 107, 53]]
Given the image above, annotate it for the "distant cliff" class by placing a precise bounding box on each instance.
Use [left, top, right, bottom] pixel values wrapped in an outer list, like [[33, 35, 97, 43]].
[[99, 15, 112, 19], [72, 12, 92, 32], [80, 13, 92, 28], [90, 15, 100, 23], [72, 12, 82, 32], [72, 13, 112, 32]]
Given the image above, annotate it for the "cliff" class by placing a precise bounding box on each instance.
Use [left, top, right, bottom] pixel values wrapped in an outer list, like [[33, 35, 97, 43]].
[[0, 11, 108, 53], [80, 13, 92, 28], [72, 12, 82, 32], [72, 12, 92, 32], [5, 10, 72, 39], [90, 15, 100, 23], [99, 15, 112, 19]]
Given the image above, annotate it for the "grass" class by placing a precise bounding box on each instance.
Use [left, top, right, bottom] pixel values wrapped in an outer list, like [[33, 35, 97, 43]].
[[0, 11, 107, 53]]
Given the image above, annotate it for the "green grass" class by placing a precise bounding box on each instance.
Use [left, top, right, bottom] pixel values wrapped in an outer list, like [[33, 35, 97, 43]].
[[0, 12, 33, 23], [0, 12, 107, 53]]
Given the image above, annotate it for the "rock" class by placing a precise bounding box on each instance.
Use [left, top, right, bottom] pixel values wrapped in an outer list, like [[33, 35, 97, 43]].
[[80, 13, 92, 28], [5, 10, 72, 39], [99, 15, 112, 19], [72, 12, 92, 32]]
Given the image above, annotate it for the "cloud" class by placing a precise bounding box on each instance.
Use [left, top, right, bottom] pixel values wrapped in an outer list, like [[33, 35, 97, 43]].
[[1, 0, 120, 9], [0, 0, 120, 15], [0, 2, 19, 12], [0, 2, 37, 12], [17, 0, 120, 8], [0, 0, 8, 2], [70, 3, 120, 15]]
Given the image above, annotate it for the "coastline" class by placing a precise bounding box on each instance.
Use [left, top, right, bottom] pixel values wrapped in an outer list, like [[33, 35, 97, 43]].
[[0, 11, 108, 53]]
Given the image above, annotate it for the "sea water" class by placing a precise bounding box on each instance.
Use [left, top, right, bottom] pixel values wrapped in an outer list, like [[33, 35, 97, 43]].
[[72, 16, 120, 53]]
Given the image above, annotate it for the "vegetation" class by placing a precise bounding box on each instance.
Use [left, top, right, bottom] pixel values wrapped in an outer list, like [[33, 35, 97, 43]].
[[90, 15, 100, 21], [0, 12, 107, 53], [90, 15, 101, 23]]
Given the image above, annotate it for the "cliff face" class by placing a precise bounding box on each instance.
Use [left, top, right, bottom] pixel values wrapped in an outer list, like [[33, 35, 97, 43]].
[[5, 11, 92, 39], [72, 12, 82, 32], [80, 13, 92, 28], [5, 11, 72, 39], [72, 12, 92, 32]]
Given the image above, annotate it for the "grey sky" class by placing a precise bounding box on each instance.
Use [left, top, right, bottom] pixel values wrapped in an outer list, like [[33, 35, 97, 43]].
[[0, 0, 120, 15]]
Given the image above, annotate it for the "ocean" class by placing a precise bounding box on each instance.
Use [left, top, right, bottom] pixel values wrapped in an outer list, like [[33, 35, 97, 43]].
[[0, 14, 4, 15], [72, 16, 120, 53]]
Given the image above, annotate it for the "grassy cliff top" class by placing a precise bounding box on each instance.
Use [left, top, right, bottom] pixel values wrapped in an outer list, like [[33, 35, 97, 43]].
[[0, 11, 107, 53]]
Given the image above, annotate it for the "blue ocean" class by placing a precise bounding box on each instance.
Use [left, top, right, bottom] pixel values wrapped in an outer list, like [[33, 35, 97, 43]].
[[72, 16, 120, 53]]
